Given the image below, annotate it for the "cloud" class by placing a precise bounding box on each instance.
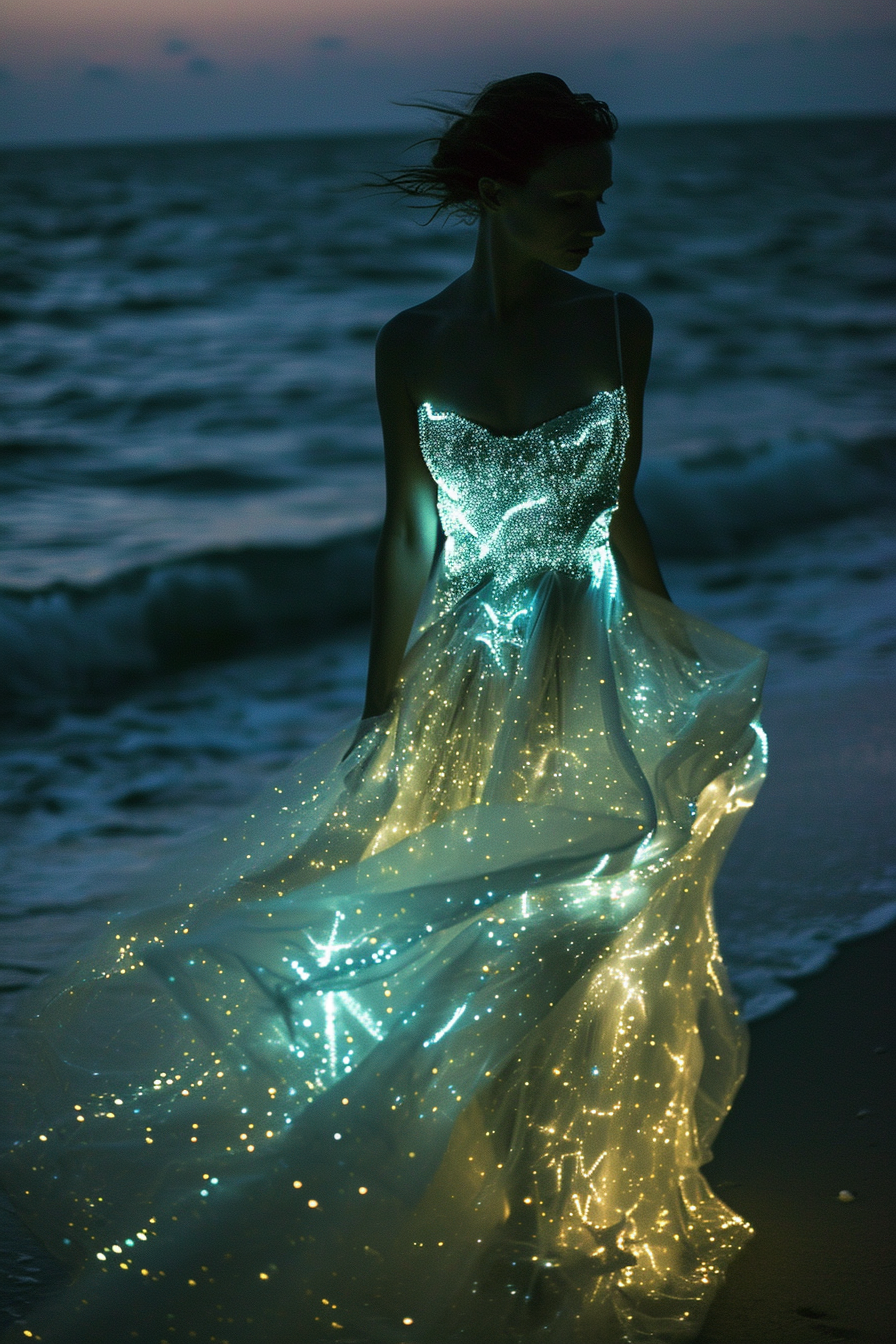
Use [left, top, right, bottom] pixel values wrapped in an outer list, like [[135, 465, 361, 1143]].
[[84, 64, 122, 82], [3, 21, 894, 148], [160, 36, 217, 76]]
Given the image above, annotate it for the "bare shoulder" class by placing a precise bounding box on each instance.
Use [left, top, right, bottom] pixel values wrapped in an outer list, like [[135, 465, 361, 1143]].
[[565, 286, 653, 386], [375, 310, 431, 404], [615, 291, 653, 338], [373, 305, 441, 463], [376, 282, 461, 374], [375, 307, 426, 369], [613, 292, 653, 387], [572, 285, 652, 340], [574, 286, 652, 333]]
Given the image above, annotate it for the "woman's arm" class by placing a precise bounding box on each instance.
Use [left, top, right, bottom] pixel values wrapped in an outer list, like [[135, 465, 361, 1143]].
[[362, 316, 440, 718], [607, 294, 671, 602]]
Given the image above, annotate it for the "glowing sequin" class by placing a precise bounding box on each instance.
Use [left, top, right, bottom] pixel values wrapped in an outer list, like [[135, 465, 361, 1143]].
[[0, 394, 768, 1342], [418, 391, 628, 626]]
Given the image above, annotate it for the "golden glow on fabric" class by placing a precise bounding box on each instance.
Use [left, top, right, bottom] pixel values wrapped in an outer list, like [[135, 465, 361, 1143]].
[[0, 394, 768, 1343]]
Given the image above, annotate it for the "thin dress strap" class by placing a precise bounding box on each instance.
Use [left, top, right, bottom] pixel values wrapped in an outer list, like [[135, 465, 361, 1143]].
[[612, 291, 624, 388]]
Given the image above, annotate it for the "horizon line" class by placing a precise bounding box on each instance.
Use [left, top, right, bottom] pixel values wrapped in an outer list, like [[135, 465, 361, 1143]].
[[2, 105, 894, 155]]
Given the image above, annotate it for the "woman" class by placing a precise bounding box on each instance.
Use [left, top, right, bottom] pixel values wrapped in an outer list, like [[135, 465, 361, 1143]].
[[0, 74, 767, 1343]]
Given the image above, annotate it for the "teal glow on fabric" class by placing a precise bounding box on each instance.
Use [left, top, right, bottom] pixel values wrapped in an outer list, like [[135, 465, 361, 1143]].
[[0, 393, 768, 1343]]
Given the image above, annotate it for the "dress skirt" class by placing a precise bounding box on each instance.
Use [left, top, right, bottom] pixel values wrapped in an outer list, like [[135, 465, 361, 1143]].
[[0, 549, 767, 1343]]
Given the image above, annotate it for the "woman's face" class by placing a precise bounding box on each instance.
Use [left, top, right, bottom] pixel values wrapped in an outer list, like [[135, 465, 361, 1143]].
[[480, 140, 613, 271]]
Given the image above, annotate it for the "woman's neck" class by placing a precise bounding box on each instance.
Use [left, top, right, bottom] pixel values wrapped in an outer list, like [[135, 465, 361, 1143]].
[[464, 214, 563, 324]]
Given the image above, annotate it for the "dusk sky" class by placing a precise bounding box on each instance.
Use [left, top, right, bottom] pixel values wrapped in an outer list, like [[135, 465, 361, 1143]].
[[1, 0, 894, 145]]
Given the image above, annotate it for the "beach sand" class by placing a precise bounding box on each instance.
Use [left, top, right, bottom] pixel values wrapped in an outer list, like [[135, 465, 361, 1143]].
[[699, 678, 896, 1343], [1, 677, 894, 1340], [699, 921, 896, 1343]]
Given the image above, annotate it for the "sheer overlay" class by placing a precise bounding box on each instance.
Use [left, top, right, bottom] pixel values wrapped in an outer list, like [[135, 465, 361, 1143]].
[[0, 358, 767, 1343]]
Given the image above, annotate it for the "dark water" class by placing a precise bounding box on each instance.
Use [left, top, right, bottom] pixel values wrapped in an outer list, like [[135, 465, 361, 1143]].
[[1, 115, 894, 1017]]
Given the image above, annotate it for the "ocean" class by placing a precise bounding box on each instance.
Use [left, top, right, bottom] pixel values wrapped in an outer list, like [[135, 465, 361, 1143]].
[[1, 114, 894, 1022]]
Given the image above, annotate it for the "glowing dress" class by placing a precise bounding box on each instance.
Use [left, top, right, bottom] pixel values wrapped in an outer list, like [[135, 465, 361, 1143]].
[[0, 302, 768, 1344]]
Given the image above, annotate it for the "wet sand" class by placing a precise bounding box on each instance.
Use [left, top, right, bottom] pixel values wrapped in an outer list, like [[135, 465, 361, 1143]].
[[700, 678, 896, 1342], [2, 678, 894, 1340], [700, 921, 896, 1343]]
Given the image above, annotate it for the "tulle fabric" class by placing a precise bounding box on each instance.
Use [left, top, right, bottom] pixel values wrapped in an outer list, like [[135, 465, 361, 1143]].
[[0, 549, 766, 1344]]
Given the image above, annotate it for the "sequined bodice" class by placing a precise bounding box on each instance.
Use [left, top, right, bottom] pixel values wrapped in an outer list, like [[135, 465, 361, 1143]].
[[418, 389, 629, 608]]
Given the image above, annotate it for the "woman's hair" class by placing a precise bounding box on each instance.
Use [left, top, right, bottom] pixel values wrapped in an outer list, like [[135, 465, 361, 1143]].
[[379, 73, 618, 221]]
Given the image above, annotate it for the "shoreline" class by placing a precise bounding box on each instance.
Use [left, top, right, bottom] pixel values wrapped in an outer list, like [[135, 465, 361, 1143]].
[[698, 675, 896, 1340], [3, 920, 894, 1337], [716, 675, 896, 1022], [2, 676, 894, 1337], [699, 919, 896, 1342]]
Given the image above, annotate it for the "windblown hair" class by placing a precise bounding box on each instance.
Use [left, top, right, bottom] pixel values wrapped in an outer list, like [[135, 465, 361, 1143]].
[[379, 72, 618, 221]]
